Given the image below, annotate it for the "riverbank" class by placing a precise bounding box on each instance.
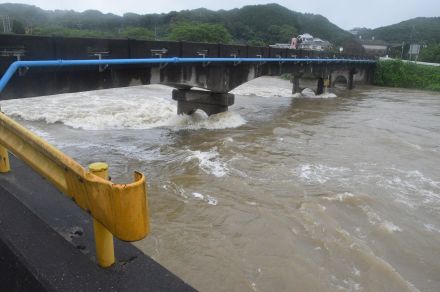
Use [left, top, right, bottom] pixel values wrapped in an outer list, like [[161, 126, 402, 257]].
[[374, 59, 440, 91]]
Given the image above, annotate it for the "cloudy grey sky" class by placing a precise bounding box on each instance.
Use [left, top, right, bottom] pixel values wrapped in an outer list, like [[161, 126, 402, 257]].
[[4, 0, 440, 29]]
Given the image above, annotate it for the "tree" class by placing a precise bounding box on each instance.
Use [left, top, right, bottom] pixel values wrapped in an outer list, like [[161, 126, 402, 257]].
[[265, 24, 297, 44], [168, 22, 232, 43], [1, 3, 353, 44], [419, 44, 440, 63], [33, 25, 110, 38], [12, 19, 25, 34], [119, 26, 154, 40]]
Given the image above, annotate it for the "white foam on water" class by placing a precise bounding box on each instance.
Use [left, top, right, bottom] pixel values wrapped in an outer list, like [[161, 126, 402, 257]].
[[320, 92, 338, 98], [352, 266, 361, 277], [23, 124, 53, 141], [382, 168, 440, 191], [376, 167, 440, 210], [162, 181, 189, 200], [359, 204, 403, 233], [206, 195, 218, 206], [360, 205, 383, 226], [300, 88, 337, 98], [191, 192, 204, 200], [322, 192, 355, 202], [424, 223, 440, 233], [300, 88, 316, 98], [225, 137, 234, 143], [293, 164, 350, 184], [231, 76, 337, 99], [232, 85, 293, 97], [191, 192, 218, 205], [1, 85, 246, 131], [1, 89, 176, 130], [394, 169, 440, 189], [379, 221, 403, 233], [184, 147, 228, 178], [231, 76, 293, 97], [168, 111, 246, 130]]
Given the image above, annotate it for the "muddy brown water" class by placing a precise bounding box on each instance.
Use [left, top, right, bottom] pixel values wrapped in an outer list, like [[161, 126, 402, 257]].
[[2, 76, 440, 291]]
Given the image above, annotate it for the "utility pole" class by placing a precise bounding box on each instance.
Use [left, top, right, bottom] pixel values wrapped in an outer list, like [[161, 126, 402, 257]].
[[1, 15, 12, 33], [408, 25, 415, 61], [400, 41, 405, 59]]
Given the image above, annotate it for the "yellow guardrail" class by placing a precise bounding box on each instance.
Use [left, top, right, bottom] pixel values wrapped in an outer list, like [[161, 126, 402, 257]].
[[0, 111, 150, 267]]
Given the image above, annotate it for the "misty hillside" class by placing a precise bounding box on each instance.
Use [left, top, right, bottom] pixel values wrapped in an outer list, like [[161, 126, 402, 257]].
[[355, 17, 440, 44], [0, 3, 352, 45]]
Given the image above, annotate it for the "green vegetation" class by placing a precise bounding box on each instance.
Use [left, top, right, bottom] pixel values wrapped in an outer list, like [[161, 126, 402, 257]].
[[3, 3, 440, 46], [119, 27, 154, 40], [374, 60, 440, 91], [12, 19, 25, 34], [419, 44, 440, 63], [357, 17, 440, 44], [168, 22, 232, 43], [0, 3, 351, 45], [33, 25, 112, 38]]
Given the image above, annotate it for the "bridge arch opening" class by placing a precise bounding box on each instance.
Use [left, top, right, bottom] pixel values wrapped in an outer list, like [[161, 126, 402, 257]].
[[332, 75, 349, 88]]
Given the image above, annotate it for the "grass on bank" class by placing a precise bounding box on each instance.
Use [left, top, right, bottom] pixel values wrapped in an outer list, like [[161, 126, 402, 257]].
[[374, 60, 440, 91]]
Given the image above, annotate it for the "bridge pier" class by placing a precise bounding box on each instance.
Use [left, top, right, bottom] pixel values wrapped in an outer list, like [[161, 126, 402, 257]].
[[348, 71, 354, 90], [316, 78, 324, 95], [291, 75, 302, 94], [324, 76, 332, 94], [172, 89, 235, 116]]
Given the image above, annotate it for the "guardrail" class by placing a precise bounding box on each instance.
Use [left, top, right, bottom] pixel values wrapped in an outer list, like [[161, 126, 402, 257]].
[[0, 35, 373, 61], [0, 57, 376, 94], [0, 111, 149, 267]]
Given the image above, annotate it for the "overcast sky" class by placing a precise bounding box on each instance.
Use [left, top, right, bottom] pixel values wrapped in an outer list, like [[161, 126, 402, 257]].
[[4, 0, 440, 30]]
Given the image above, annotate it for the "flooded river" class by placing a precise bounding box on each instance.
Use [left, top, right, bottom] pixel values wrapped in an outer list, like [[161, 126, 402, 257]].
[[2, 77, 440, 291]]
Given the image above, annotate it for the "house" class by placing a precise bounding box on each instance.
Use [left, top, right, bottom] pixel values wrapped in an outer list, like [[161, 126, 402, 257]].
[[298, 33, 332, 51], [269, 33, 332, 51]]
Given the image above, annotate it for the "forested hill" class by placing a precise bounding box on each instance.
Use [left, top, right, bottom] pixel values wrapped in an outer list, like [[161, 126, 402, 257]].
[[354, 17, 440, 44], [0, 3, 351, 45]]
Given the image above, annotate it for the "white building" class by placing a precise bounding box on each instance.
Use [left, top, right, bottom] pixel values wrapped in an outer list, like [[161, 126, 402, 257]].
[[298, 33, 332, 51]]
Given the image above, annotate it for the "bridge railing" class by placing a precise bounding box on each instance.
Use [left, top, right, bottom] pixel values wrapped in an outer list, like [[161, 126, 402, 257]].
[[0, 34, 375, 74], [0, 111, 150, 267]]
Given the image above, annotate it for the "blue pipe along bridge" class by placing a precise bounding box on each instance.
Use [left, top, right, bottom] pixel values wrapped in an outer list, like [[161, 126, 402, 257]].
[[0, 34, 376, 115]]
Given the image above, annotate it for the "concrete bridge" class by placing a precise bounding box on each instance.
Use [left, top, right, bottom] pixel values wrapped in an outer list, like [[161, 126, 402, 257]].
[[0, 34, 375, 115]]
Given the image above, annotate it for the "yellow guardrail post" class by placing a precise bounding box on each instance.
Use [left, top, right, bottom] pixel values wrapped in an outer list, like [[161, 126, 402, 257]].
[[0, 145, 10, 173], [89, 162, 115, 268]]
